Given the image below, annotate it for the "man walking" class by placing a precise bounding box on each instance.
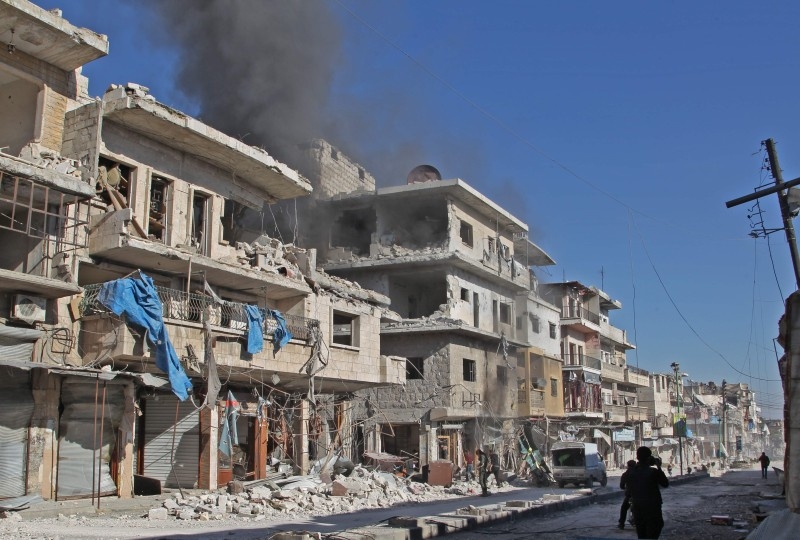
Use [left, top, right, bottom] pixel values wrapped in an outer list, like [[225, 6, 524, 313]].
[[758, 452, 770, 479], [618, 459, 637, 529], [628, 446, 669, 539], [464, 449, 475, 481], [476, 447, 489, 496], [488, 448, 503, 487]]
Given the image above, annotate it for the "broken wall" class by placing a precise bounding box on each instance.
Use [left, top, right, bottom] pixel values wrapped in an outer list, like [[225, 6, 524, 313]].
[[301, 139, 375, 200]]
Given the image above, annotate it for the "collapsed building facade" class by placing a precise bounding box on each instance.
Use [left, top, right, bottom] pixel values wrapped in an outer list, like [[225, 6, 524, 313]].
[[288, 140, 561, 474], [0, 1, 402, 502]]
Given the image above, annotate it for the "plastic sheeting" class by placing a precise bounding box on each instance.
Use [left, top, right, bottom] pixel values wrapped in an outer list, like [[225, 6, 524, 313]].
[[57, 380, 125, 499], [98, 273, 193, 400]]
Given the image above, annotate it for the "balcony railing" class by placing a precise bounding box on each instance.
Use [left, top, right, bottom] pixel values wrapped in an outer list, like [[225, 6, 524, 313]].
[[561, 304, 600, 325], [81, 283, 318, 341], [628, 365, 650, 376], [562, 353, 602, 370]]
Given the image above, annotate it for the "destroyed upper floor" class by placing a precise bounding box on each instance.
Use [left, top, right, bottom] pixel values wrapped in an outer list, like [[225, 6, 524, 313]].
[[317, 178, 538, 292]]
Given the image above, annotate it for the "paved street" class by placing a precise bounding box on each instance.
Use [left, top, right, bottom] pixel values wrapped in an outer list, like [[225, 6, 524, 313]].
[[447, 468, 783, 540]]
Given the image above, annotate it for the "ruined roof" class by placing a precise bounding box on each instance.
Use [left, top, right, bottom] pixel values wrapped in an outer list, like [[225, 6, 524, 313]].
[[102, 85, 313, 201], [0, 1, 108, 70], [513, 235, 556, 266], [333, 178, 527, 235]]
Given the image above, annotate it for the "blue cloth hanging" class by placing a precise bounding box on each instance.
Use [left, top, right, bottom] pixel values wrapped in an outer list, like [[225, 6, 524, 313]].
[[98, 272, 193, 401], [244, 304, 264, 354], [268, 309, 293, 352]]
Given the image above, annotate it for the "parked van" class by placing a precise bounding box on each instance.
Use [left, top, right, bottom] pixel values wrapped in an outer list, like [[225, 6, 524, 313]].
[[551, 441, 607, 488]]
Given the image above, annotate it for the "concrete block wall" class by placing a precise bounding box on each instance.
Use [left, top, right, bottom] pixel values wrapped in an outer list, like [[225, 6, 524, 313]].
[[302, 139, 375, 200], [2, 48, 78, 154], [61, 101, 102, 177]]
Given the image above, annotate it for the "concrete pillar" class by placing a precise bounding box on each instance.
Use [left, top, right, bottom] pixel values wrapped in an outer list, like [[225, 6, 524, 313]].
[[30, 369, 60, 500], [199, 405, 219, 490], [116, 382, 136, 498]]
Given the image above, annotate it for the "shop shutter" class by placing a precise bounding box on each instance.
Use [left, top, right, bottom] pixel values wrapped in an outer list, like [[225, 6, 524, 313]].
[[0, 369, 34, 499], [57, 379, 125, 499], [142, 397, 200, 489]]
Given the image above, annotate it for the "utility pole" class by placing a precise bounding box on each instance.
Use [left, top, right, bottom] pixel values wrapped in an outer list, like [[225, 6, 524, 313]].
[[726, 138, 800, 288], [721, 380, 727, 466], [671, 362, 684, 476]]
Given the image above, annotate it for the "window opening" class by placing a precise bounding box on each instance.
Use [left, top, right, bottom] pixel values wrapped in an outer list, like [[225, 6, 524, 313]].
[[499, 302, 511, 324], [549, 322, 557, 339], [463, 359, 476, 382], [96, 157, 132, 207], [406, 357, 424, 380], [147, 176, 169, 242], [332, 311, 358, 346], [191, 191, 210, 255], [459, 220, 473, 247], [497, 365, 507, 385]]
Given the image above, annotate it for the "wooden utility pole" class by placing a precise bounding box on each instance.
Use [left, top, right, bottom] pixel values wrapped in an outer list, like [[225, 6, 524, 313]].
[[726, 138, 800, 288], [726, 139, 799, 511]]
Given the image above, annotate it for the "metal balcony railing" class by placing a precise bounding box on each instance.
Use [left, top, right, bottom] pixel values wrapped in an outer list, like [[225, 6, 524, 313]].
[[561, 304, 600, 325], [562, 353, 602, 370], [81, 283, 318, 341], [628, 365, 650, 376]]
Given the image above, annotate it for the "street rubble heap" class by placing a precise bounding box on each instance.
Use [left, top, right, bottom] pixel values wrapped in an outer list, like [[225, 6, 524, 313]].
[[145, 466, 524, 522]]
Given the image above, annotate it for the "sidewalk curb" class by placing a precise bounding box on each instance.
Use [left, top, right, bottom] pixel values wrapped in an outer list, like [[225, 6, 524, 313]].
[[326, 473, 711, 540]]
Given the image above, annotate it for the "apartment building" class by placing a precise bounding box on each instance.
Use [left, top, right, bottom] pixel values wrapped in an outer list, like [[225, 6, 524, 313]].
[[294, 141, 554, 471], [539, 281, 644, 464], [0, 1, 402, 501]]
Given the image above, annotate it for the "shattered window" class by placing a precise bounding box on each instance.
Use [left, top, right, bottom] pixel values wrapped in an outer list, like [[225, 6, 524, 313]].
[[463, 359, 476, 382], [191, 191, 211, 255], [332, 310, 359, 346], [147, 175, 169, 242], [459, 220, 473, 247], [96, 157, 132, 208], [499, 302, 511, 324], [406, 357, 424, 380]]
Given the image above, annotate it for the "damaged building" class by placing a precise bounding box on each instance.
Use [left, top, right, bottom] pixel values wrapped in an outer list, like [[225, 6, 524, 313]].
[[0, 1, 403, 503], [539, 281, 646, 466], [288, 140, 562, 474]]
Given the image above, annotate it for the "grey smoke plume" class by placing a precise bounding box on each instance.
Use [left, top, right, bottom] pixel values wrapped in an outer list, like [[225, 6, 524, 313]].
[[149, 0, 341, 167], [146, 1, 495, 199]]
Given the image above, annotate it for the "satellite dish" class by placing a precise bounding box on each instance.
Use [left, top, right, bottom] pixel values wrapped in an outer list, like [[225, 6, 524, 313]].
[[407, 164, 442, 184]]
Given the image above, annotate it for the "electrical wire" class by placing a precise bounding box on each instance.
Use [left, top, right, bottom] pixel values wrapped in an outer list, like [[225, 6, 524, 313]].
[[632, 214, 780, 382]]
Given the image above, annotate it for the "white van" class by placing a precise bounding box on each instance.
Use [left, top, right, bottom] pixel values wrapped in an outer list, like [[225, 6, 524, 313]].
[[551, 441, 607, 488]]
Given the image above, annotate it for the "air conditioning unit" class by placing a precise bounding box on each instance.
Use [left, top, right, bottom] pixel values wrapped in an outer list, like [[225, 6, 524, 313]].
[[11, 294, 47, 323]]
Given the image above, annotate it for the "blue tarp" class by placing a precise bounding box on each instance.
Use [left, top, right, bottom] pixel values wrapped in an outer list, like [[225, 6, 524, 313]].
[[268, 309, 293, 352], [244, 305, 264, 354], [98, 272, 193, 401]]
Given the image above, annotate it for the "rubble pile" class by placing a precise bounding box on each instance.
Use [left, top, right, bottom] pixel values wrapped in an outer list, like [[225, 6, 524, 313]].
[[149, 466, 476, 522]]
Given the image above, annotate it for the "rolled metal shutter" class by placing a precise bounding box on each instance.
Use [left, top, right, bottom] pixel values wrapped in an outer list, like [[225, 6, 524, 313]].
[[142, 397, 200, 489], [0, 369, 34, 499], [57, 380, 125, 499]]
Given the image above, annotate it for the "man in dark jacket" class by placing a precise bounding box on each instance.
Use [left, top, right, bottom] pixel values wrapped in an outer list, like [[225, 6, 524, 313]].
[[618, 459, 637, 529], [758, 452, 770, 479], [628, 446, 669, 539], [476, 448, 489, 496]]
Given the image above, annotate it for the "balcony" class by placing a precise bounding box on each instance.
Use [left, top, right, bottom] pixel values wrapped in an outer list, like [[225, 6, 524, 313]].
[[626, 366, 650, 387], [604, 404, 650, 422], [88, 208, 311, 300], [562, 353, 602, 371], [81, 284, 316, 340], [601, 362, 626, 383], [560, 304, 600, 332]]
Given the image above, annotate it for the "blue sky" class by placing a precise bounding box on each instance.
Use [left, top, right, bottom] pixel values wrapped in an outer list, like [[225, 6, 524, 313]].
[[38, 1, 799, 417]]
